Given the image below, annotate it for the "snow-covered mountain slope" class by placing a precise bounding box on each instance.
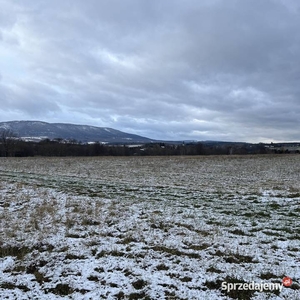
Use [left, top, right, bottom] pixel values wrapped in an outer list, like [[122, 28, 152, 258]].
[[0, 121, 153, 143]]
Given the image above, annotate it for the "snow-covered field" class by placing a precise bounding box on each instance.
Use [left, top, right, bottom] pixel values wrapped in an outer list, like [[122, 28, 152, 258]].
[[0, 155, 299, 300]]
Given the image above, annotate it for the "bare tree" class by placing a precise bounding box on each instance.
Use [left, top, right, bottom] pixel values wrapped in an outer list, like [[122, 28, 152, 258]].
[[0, 129, 18, 157]]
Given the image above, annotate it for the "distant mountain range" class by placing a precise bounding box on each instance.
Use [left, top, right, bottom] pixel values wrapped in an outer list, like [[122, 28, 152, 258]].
[[0, 121, 154, 143]]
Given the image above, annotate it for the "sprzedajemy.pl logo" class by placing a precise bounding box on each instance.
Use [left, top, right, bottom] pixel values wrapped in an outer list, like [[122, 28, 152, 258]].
[[221, 276, 293, 293]]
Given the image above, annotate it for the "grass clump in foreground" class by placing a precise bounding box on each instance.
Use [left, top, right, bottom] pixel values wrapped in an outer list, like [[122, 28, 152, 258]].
[[47, 283, 73, 296], [0, 245, 31, 260]]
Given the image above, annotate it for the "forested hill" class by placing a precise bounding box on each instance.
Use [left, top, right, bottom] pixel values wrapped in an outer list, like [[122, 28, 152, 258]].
[[0, 121, 153, 143]]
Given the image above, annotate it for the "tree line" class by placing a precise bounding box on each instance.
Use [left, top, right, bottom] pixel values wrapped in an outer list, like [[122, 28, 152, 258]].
[[0, 131, 270, 157], [6, 129, 299, 157]]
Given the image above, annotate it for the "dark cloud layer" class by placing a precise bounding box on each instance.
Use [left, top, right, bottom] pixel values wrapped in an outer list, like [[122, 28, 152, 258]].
[[0, 0, 299, 141]]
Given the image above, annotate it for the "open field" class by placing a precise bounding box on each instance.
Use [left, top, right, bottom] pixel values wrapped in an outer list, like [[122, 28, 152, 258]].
[[0, 155, 299, 299]]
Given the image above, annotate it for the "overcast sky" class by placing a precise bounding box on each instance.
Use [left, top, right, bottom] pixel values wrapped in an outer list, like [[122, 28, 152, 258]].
[[0, 0, 299, 142]]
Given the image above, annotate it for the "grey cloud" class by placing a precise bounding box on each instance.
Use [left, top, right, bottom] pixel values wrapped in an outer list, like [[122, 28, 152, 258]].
[[0, 0, 299, 141], [0, 80, 61, 117]]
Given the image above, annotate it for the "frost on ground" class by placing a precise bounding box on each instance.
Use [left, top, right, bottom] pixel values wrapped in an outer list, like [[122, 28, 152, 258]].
[[0, 155, 299, 300]]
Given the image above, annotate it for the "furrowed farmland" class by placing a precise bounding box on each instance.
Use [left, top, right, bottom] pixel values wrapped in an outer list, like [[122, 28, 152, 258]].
[[0, 155, 299, 299]]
